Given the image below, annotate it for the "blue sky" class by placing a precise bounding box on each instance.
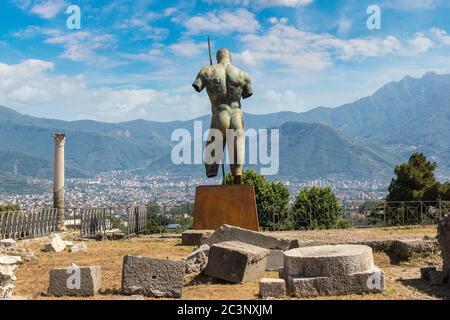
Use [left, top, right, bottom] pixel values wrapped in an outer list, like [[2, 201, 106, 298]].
[[1, 0, 450, 122]]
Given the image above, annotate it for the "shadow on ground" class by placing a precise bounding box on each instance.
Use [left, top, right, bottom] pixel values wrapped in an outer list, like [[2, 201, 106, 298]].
[[400, 278, 450, 299]]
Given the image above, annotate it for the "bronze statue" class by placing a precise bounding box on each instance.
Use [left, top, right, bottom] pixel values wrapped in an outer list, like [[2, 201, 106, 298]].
[[192, 47, 253, 185]]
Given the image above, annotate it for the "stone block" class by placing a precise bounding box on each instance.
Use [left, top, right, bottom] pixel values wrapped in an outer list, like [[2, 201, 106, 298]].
[[266, 250, 284, 271], [284, 245, 374, 278], [0, 239, 16, 248], [259, 278, 286, 299], [420, 266, 436, 281], [0, 256, 22, 298], [292, 267, 385, 297], [64, 241, 74, 247], [389, 239, 438, 261], [438, 216, 450, 280], [202, 224, 298, 251], [121, 256, 185, 298], [429, 270, 447, 285], [184, 245, 210, 275], [48, 265, 101, 297], [70, 242, 88, 253], [182, 230, 213, 246], [43, 233, 66, 253], [105, 229, 126, 240], [204, 241, 269, 283]]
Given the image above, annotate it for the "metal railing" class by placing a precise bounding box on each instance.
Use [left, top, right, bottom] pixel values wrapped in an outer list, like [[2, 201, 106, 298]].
[[79, 208, 112, 239], [0, 208, 58, 240], [2, 201, 448, 238], [258, 200, 450, 231], [0, 205, 149, 240], [126, 205, 148, 237]]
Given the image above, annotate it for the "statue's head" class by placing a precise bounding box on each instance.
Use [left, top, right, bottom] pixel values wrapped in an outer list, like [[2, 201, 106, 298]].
[[216, 48, 232, 64]]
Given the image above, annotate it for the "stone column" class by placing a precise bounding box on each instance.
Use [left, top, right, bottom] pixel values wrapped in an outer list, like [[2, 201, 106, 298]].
[[53, 133, 66, 231]]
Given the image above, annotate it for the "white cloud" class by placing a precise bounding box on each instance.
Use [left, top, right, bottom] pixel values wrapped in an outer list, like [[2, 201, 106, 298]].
[[263, 89, 299, 110], [406, 33, 434, 55], [12, 0, 67, 19], [431, 28, 450, 45], [0, 59, 209, 122], [238, 22, 440, 73], [337, 17, 352, 36], [0, 59, 83, 104], [44, 31, 115, 62], [181, 9, 260, 35], [14, 26, 117, 65], [235, 50, 258, 67], [169, 41, 208, 57], [206, 0, 313, 8], [382, 0, 441, 10]]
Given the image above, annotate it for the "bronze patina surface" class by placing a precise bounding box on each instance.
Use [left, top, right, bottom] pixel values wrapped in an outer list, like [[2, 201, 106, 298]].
[[193, 48, 253, 184]]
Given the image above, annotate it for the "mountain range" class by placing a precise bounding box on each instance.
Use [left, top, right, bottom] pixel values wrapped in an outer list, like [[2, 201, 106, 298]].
[[0, 72, 449, 184]]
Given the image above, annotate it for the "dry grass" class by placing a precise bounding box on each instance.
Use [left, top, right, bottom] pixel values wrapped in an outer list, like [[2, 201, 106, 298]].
[[269, 225, 438, 243], [13, 226, 450, 300]]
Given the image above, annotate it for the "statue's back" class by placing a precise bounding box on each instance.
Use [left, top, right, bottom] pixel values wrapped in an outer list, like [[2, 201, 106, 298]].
[[203, 63, 251, 108]]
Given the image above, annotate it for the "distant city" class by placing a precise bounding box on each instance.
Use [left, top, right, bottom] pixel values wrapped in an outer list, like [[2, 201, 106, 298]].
[[0, 172, 402, 209], [2, 168, 450, 210]]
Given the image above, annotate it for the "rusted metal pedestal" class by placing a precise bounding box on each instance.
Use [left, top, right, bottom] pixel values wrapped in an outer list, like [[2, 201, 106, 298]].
[[193, 185, 259, 231]]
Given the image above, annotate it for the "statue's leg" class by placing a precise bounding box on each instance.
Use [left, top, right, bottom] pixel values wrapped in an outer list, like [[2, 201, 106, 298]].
[[229, 108, 244, 184], [205, 109, 230, 178]]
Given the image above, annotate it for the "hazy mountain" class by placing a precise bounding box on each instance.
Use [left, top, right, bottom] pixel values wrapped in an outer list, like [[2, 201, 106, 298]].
[[140, 121, 400, 179], [289, 72, 450, 167], [0, 106, 168, 173], [0, 72, 448, 182], [278, 122, 399, 179]]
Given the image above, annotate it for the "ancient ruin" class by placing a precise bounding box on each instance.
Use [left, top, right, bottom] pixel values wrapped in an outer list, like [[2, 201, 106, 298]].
[[280, 245, 384, 297]]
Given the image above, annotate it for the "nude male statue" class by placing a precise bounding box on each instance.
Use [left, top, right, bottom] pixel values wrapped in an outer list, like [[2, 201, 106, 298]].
[[192, 48, 253, 185]]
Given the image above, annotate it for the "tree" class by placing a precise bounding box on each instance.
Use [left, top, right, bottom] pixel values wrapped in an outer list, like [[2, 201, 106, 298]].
[[226, 169, 291, 230], [293, 187, 351, 230], [440, 183, 450, 201], [145, 202, 194, 234], [0, 204, 19, 212], [387, 153, 444, 202]]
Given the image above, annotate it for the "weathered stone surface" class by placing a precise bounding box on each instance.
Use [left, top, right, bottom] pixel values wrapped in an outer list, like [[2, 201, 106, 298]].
[[48, 265, 101, 297], [121, 256, 185, 298], [438, 216, 450, 281], [421, 266, 437, 281], [429, 270, 447, 285], [282, 244, 384, 296], [204, 241, 269, 283], [266, 250, 284, 271], [43, 233, 66, 252], [0, 239, 16, 248], [64, 241, 74, 247], [284, 245, 374, 278], [0, 246, 36, 263], [184, 245, 210, 276], [259, 278, 286, 299], [105, 229, 126, 240], [0, 255, 22, 298], [202, 225, 298, 251], [389, 239, 438, 261], [70, 243, 88, 253], [182, 230, 213, 246], [292, 267, 384, 297]]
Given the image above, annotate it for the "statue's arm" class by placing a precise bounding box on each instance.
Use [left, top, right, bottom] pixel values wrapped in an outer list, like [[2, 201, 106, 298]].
[[242, 73, 253, 99], [192, 68, 206, 92]]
